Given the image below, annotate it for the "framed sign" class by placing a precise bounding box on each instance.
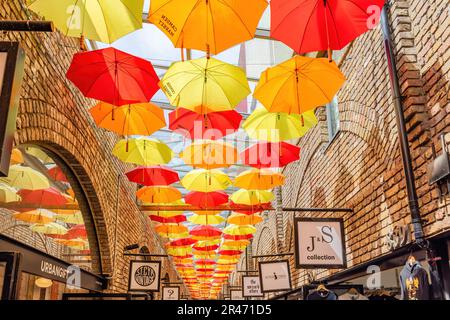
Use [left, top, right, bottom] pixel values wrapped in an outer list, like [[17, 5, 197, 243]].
[[128, 260, 161, 292], [230, 289, 244, 300], [294, 218, 347, 269], [162, 286, 180, 300], [242, 275, 264, 297], [258, 260, 292, 293], [0, 42, 25, 176]]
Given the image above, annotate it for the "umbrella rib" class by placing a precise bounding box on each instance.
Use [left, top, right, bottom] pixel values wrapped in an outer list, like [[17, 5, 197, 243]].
[[325, 2, 343, 49]]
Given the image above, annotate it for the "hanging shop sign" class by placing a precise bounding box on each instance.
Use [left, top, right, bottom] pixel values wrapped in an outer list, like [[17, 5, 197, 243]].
[[162, 286, 180, 300], [258, 260, 292, 293], [242, 275, 264, 297], [0, 42, 25, 176], [128, 260, 161, 292], [230, 289, 244, 300], [294, 217, 347, 269]]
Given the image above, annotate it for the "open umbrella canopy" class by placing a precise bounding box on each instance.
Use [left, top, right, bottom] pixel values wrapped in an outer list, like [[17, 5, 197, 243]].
[[11, 148, 24, 165], [193, 244, 220, 251], [181, 169, 231, 192], [241, 142, 300, 168], [149, 0, 268, 55], [223, 225, 257, 236], [136, 186, 182, 203], [18, 187, 68, 207], [223, 233, 254, 241], [192, 210, 223, 216], [169, 238, 198, 247], [13, 209, 55, 224], [0, 165, 50, 190], [57, 238, 89, 250], [112, 137, 173, 165], [188, 214, 225, 226], [234, 169, 285, 190], [243, 106, 318, 142], [149, 215, 187, 224], [47, 166, 68, 183], [190, 225, 222, 238], [221, 240, 250, 250], [185, 191, 228, 209], [230, 189, 274, 206], [0, 183, 20, 203], [125, 166, 179, 186], [270, 0, 385, 55], [30, 222, 68, 235], [28, 0, 144, 44], [169, 108, 242, 140], [55, 211, 84, 225], [66, 224, 88, 239], [67, 47, 160, 106], [227, 213, 263, 226], [159, 57, 250, 113], [254, 56, 346, 114], [181, 140, 238, 169], [155, 223, 189, 238], [89, 102, 166, 136]]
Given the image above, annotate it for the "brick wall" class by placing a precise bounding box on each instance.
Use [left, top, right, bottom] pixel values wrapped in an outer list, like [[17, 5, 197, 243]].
[[0, 0, 182, 293]]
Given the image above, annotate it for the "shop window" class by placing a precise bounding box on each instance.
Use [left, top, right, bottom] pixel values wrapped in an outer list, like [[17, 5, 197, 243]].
[[326, 96, 340, 142]]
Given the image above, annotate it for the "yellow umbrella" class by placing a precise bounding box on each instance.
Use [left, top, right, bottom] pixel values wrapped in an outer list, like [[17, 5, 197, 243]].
[[160, 57, 250, 113], [193, 210, 223, 216], [149, 0, 267, 55], [112, 137, 173, 165], [13, 209, 55, 224], [30, 222, 68, 235], [223, 225, 256, 236], [254, 56, 346, 114], [0, 165, 50, 190], [56, 211, 84, 224], [27, 0, 143, 44], [136, 186, 182, 203], [221, 240, 250, 249], [188, 214, 225, 226], [23, 147, 53, 164], [167, 247, 193, 257], [143, 199, 185, 217], [0, 183, 21, 203], [227, 213, 263, 226], [193, 252, 217, 259], [89, 102, 166, 136], [243, 106, 318, 142], [194, 239, 221, 247], [181, 169, 231, 192], [234, 169, 285, 190], [181, 140, 238, 169], [230, 189, 274, 206], [11, 148, 24, 165]]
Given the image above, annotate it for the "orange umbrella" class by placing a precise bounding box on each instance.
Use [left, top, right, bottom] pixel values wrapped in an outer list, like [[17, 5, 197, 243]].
[[227, 213, 263, 226], [181, 140, 238, 169], [154, 224, 188, 238], [137, 186, 182, 203], [234, 169, 285, 190]]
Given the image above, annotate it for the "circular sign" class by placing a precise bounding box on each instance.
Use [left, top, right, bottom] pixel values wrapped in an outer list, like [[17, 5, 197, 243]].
[[134, 265, 156, 287]]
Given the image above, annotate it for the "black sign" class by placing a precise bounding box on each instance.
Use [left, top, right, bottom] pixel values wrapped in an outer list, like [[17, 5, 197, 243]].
[[0, 42, 25, 176], [128, 260, 161, 292]]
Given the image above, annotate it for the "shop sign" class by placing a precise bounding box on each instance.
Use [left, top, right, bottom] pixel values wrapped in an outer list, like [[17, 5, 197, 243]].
[[162, 286, 180, 300], [128, 260, 161, 292], [0, 42, 25, 176], [230, 289, 244, 300], [385, 224, 410, 251], [242, 275, 264, 297], [294, 218, 347, 269], [258, 260, 292, 293]]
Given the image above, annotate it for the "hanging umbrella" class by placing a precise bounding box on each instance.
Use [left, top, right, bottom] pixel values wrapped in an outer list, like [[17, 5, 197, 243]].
[[160, 57, 250, 113], [0, 165, 50, 190], [223, 225, 256, 236], [193, 244, 220, 252], [221, 240, 250, 250], [28, 0, 144, 44], [143, 200, 185, 218], [18, 187, 68, 207], [149, 0, 268, 55], [13, 209, 55, 224], [169, 238, 198, 247], [57, 238, 89, 250], [136, 186, 182, 203], [230, 189, 274, 206], [227, 213, 263, 226], [241, 142, 300, 168], [223, 233, 254, 241], [185, 191, 228, 209], [0, 183, 21, 203], [56, 211, 84, 224], [196, 268, 215, 273], [193, 210, 223, 216], [11, 148, 24, 165], [218, 250, 242, 256], [254, 56, 345, 114], [229, 203, 270, 215], [47, 166, 68, 183], [67, 48, 159, 106], [193, 239, 221, 247], [181, 169, 231, 192], [169, 108, 242, 140], [112, 137, 173, 166], [30, 222, 68, 235], [180, 140, 238, 170], [234, 169, 285, 190], [23, 147, 53, 164], [193, 251, 217, 259], [167, 247, 193, 257], [188, 214, 225, 226], [195, 260, 216, 266], [243, 106, 318, 142], [149, 215, 186, 224], [66, 224, 88, 239], [155, 224, 189, 238], [89, 102, 166, 136], [190, 225, 222, 238], [270, 0, 386, 56], [125, 166, 179, 186]]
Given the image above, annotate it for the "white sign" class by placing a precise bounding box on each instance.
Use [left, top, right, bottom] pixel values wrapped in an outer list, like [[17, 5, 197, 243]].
[[259, 260, 292, 293], [128, 261, 161, 292], [230, 289, 244, 300], [294, 218, 346, 269], [162, 286, 180, 300], [242, 276, 264, 297]]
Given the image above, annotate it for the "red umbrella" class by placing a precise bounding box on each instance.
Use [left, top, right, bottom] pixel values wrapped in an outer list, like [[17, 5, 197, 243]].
[[223, 234, 254, 241], [125, 166, 179, 186], [230, 202, 272, 214], [190, 225, 222, 238], [18, 187, 68, 207], [169, 238, 198, 247], [66, 225, 88, 239], [66, 47, 160, 106], [149, 215, 187, 224], [48, 166, 68, 183], [193, 244, 220, 251], [271, 0, 385, 57], [218, 250, 242, 256], [169, 108, 242, 140], [241, 142, 300, 168], [196, 268, 215, 273], [185, 191, 229, 209], [195, 260, 216, 265]]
